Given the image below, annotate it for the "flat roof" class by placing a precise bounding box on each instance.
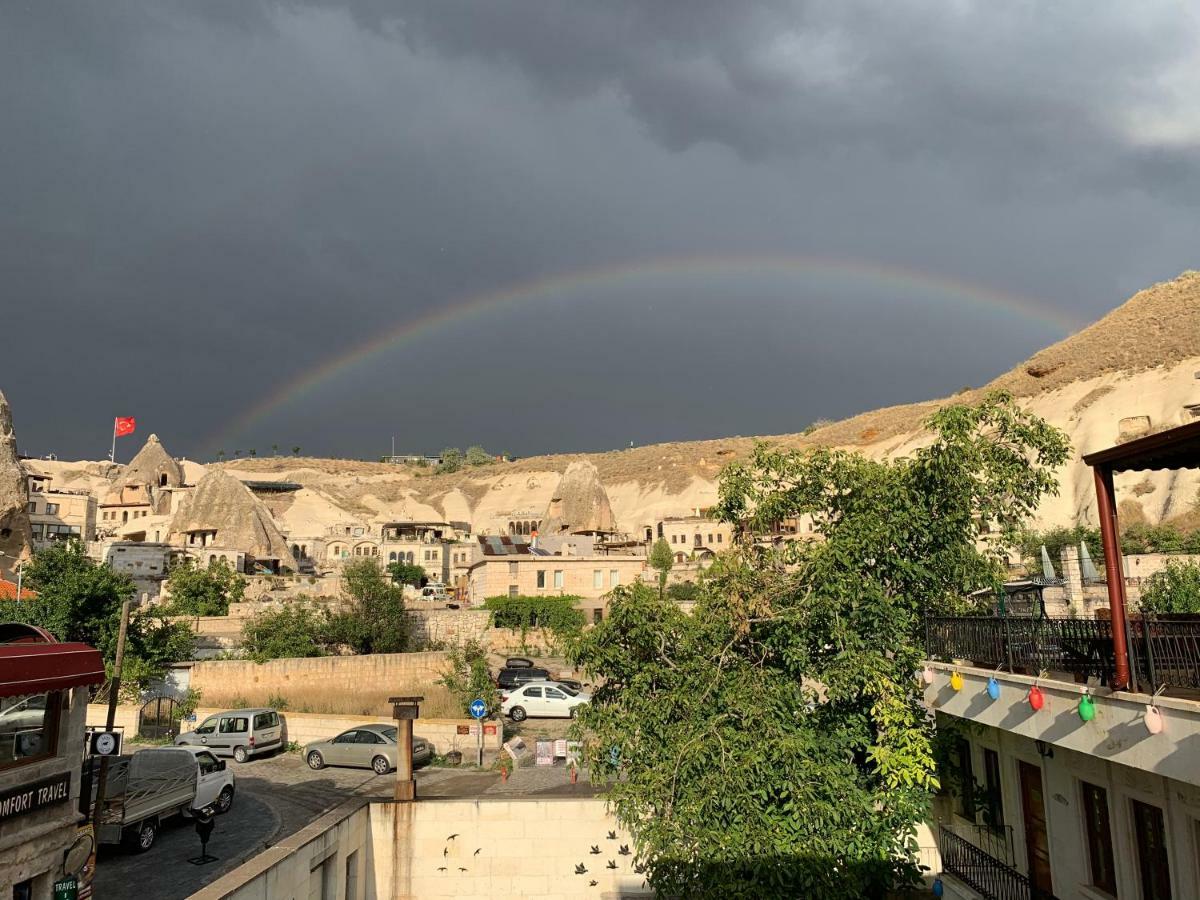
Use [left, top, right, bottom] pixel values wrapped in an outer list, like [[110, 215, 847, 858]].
[[1082, 419, 1200, 472]]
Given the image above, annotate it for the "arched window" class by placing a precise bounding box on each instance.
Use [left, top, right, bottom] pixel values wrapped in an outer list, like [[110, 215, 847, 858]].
[[292, 544, 300, 558], [209, 555, 217, 565], [160, 474, 168, 487], [406, 551, 414, 564], [675, 552, 685, 563], [389, 552, 398, 562]]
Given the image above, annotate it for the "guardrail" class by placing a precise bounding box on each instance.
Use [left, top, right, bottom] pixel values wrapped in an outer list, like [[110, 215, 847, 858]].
[[925, 614, 1200, 693], [939, 826, 1057, 900]]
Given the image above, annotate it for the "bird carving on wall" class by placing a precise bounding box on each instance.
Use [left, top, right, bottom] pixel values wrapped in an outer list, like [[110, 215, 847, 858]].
[[606, 830, 617, 840], [589, 845, 601, 854], [589, 881, 598, 887], [446, 833, 459, 841], [606, 860, 618, 870], [458, 867, 468, 873], [437, 867, 447, 873], [574, 863, 588, 875], [474, 848, 482, 856], [618, 844, 631, 856]]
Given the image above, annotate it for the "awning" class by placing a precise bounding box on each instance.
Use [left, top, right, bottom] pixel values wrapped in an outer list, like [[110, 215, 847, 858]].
[[0, 642, 106, 698], [1082, 419, 1200, 472]]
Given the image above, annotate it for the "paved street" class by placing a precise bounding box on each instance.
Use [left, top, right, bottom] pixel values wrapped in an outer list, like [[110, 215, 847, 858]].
[[92, 747, 597, 899]]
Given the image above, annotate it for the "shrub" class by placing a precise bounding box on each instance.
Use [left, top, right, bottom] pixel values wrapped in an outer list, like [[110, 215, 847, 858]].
[[327, 559, 408, 654], [483, 595, 585, 635], [439, 640, 500, 717], [666, 581, 700, 602], [267, 693, 290, 711], [241, 602, 329, 663], [1139, 560, 1200, 615], [162, 557, 245, 616]]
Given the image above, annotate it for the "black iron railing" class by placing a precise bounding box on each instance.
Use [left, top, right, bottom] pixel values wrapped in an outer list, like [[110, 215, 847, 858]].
[[925, 614, 1200, 693], [939, 826, 1057, 900]]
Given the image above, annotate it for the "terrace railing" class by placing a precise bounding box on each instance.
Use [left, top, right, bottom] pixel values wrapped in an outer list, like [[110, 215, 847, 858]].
[[925, 614, 1200, 694], [938, 826, 1057, 900]]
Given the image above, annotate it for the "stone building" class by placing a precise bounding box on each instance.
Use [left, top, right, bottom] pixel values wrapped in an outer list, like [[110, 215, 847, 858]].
[[168, 470, 297, 574], [97, 434, 188, 537], [539, 460, 616, 538], [25, 473, 96, 549], [0, 390, 32, 579]]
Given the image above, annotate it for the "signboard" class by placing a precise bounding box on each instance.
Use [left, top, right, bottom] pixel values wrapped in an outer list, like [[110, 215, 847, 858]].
[[469, 698, 487, 719], [0, 771, 71, 825], [88, 731, 122, 757], [535, 740, 554, 767], [52, 877, 77, 900], [456, 725, 470, 735], [502, 737, 527, 761], [469, 724, 480, 737], [483, 724, 497, 736]]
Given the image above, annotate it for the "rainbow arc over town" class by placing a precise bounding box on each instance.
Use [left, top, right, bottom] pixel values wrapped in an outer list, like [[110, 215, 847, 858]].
[[212, 253, 1080, 450]]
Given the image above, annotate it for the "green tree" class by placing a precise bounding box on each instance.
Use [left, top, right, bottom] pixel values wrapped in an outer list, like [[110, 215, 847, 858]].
[[242, 601, 328, 663], [19, 542, 195, 695], [327, 559, 408, 654], [439, 640, 500, 716], [648, 538, 674, 598], [216, 450, 226, 463], [162, 557, 245, 616], [1139, 560, 1200, 615], [665, 580, 700, 603], [483, 595, 585, 635], [439, 447, 464, 473], [292, 446, 301, 456], [568, 392, 1069, 899], [386, 561, 426, 587], [465, 445, 492, 466], [248, 448, 257, 458]]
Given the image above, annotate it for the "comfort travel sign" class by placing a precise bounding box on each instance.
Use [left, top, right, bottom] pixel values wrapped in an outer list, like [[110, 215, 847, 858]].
[[0, 771, 72, 823]]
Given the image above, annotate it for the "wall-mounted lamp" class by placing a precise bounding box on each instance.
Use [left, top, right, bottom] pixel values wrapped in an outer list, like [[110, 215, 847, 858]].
[[1035, 739, 1054, 759]]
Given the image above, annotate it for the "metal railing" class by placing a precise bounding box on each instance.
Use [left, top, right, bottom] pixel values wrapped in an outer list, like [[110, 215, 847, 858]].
[[939, 826, 1057, 900], [926, 614, 1200, 693]]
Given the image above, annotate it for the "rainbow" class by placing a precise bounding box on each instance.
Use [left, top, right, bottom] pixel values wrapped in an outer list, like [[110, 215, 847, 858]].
[[211, 253, 1080, 451]]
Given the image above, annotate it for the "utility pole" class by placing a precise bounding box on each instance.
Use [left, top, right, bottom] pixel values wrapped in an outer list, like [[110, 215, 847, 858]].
[[92, 599, 132, 830]]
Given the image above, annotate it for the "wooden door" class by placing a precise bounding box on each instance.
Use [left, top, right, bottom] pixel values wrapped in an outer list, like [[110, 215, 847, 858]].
[[1018, 761, 1054, 893]]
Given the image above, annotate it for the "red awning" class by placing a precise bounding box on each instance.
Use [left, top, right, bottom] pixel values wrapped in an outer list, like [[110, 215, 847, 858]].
[[0, 642, 106, 698]]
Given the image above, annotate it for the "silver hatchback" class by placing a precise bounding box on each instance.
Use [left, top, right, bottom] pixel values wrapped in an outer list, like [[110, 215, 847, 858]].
[[304, 723, 432, 775]]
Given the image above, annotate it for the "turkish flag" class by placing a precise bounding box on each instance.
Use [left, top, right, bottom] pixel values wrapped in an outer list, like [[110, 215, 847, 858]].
[[114, 417, 136, 437]]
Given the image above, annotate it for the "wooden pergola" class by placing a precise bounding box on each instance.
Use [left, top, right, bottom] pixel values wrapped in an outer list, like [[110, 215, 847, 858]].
[[1082, 419, 1200, 690]]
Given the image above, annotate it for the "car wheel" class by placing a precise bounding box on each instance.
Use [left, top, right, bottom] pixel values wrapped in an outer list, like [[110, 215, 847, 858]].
[[371, 755, 391, 775], [509, 706, 526, 722], [215, 785, 235, 813], [233, 745, 249, 763], [307, 751, 325, 770], [125, 819, 158, 853]]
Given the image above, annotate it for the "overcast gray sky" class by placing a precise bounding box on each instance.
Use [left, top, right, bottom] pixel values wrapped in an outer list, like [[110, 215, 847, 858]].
[[4, 1, 1199, 462]]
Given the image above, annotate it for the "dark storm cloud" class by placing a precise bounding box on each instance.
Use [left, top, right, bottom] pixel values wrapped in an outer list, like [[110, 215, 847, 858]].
[[2, 1, 1199, 460]]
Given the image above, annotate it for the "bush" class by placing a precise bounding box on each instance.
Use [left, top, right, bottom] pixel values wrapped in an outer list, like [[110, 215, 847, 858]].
[[483, 595, 585, 635], [439, 640, 500, 717], [328, 559, 408, 654], [162, 557, 245, 616], [241, 602, 329, 663], [666, 581, 700, 602], [1139, 560, 1200, 615], [267, 693, 290, 711]]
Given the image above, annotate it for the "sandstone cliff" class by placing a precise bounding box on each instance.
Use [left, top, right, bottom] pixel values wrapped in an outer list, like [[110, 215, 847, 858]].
[[0, 390, 32, 577]]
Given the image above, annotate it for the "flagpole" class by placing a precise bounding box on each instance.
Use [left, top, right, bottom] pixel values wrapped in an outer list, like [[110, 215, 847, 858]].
[[111, 419, 117, 464]]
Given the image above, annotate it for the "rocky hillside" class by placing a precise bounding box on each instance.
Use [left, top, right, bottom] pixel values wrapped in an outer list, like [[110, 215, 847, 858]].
[[27, 271, 1200, 536]]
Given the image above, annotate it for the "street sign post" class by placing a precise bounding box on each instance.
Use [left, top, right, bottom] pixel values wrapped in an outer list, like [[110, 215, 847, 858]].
[[469, 698, 486, 766]]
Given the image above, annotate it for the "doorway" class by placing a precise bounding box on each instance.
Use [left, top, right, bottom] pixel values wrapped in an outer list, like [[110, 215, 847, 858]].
[[1018, 760, 1053, 893]]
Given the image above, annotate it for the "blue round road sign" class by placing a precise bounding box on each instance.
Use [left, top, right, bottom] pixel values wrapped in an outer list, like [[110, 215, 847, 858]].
[[469, 699, 487, 719]]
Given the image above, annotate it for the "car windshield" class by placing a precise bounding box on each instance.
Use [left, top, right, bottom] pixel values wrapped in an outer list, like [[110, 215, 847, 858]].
[[380, 727, 397, 743]]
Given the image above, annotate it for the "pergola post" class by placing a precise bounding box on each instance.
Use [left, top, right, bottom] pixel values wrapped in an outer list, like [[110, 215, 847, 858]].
[[1093, 465, 1131, 690]]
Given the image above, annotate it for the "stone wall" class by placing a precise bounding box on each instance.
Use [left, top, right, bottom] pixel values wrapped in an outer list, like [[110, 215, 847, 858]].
[[404, 609, 491, 649], [189, 652, 450, 699]]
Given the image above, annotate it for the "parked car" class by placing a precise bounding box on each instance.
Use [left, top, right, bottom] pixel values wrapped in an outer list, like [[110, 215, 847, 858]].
[[175, 708, 283, 763], [87, 746, 235, 852], [496, 665, 551, 689], [304, 723, 432, 774], [501, 681, 590, 722]]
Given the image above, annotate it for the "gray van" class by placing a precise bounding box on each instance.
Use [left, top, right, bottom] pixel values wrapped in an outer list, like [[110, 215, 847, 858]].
[[175, 708, 283, 763]]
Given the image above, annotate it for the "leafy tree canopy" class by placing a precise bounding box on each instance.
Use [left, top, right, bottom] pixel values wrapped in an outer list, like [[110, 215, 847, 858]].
[[387, 561, 426, 588], [465, 445, 493, 466], [439, 639, 501, 716], [483, 595, 585, 635], [648, 538, 674, 596], [569, 392, 1069, 899], [1139, 560, 1200, 615], [19, 542, 195, 697], [242, 601, 329, 663], [162, 557, 245, 616], [328, 559, 408, 654], [439, 447, 464, 473]]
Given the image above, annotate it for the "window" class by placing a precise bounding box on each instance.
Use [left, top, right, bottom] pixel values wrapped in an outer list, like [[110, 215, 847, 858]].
[[333, 731, 358, 744], [524, 687, 542, 698], [1081, 782, 1116, 895], [545, 688, 565, 699], [26, 501, 36, 514], [355, 731, 384, 744], [425, 550, 432, 561], [0, 692, 60, 768], [254, 711, 278, 729], [1132, 799, 1172, 900], [508, 584, 518, 597], [554, 570, 564, 589], [593, 609, 603, 625], [195, 751, 221, 775], [195, 716, 218, 735], [982, 748, 1004, 831], [218, 716, 249, 734], [593, 570, 603, 589], [717, 534, 723, 543], [610, 570, 619, 586], [954, 737, 976, 820], [537, 570, 546, 588]]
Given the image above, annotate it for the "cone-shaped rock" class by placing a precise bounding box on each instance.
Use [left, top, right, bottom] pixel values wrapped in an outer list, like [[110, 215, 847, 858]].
[[169, 470, 297, 570], [0, 390, 32, 577], [541, 460, 616, 535], [116, 434, 184, 491]]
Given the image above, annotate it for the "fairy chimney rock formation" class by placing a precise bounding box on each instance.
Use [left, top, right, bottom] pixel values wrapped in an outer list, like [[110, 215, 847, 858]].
[[541, 460, 616, 535], [0, 390, 33, 578], [169, 470, 298, 570]]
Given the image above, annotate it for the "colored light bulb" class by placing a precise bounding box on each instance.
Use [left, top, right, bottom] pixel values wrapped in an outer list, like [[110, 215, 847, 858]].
[[922, 667, 935, 685], [1078, 694, 1095, 722], [1028, 685, 1044, 711], [1144, 705, 1164, 735], [986, 677, 1000, 700], [950, 671, 964, 692]]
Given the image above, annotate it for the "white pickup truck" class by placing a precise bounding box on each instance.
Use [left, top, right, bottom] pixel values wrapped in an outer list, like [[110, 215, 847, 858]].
[[89, 746, 235, 852]]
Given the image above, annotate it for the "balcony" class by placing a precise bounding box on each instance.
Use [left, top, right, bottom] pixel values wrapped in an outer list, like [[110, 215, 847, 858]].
[[926, 614, 1200, 695], [938, 826, 1057, 900]]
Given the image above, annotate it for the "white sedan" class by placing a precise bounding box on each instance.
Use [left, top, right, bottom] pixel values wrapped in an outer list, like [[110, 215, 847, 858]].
[[501, 681, 590, 721]]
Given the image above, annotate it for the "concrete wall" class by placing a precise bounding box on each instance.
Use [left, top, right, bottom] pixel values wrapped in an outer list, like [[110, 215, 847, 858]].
[[189, 708, 503, 756], [192, 798, 651, 900], [85, 703, 142, 735], [189, 652, 450, 698]]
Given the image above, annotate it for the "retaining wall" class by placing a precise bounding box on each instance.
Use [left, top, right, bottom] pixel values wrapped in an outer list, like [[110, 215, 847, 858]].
[[189, 652, 450, 698]]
